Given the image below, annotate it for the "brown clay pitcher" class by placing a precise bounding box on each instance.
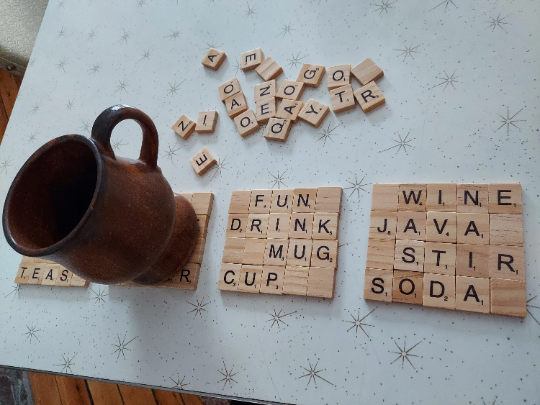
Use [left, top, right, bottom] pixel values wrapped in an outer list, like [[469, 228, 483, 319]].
[[2, 105, 199, 285]]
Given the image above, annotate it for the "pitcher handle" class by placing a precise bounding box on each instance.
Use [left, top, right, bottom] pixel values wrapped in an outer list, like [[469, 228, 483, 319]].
[[91, 105, 159, 169]]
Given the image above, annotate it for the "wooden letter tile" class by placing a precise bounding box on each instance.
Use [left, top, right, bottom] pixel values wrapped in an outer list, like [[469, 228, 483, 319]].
[[330, 84, 356, 113], [293, 188, 318, 212], [55, 267, 73, 286], [238, 265, 263, 293], [172, 115, 196, 140], [298, 99, 330, 127], [41, 264, 60, 286], [366, 239, 395, 270], [282, 265, 309, 296], [226, 214, 248, 238], [218, 263, 241, 291], [315, 187, 342, 212], [489, 214, 523, 246], [457, 184, 489, 213], [70, 274, 89, 287], [489, 245, 525, 282], [275, 99, 304, 121], [311, 240, 338, 269], [312, 213, 339, 239], [246, 214, 269, 238], [218, 78, 241, 102], [190, 147, 217, 176], [264, 239, 289, 265], [271, 189, 294, 213], [276, 80, 305, 101], [456, 213, 490, 245], [195, 111, 218, 133], [354, 82, 386, 113], [255, 57, 283, 81], [351, 58, 384, 86], [289, 213, 314, 239], [189, 238, 206, 264], [426, 212, 456, 243], [327, 64, 351, 90], [241, 48, 263, 71], [254, 80, 276, 103], [394, 239, 425, 272], [371, 184, 399, 211], [222, 237, 246, 264], [255, 97, 276, 123], [263, 118, 291, 142], [307, 267, 335, 298], [196, 215, 209, 238], [396, 211, 426, 241], [398, 184, 426, 211], [455, 276, 490, 314], [423, 273, 455, 310], [424, 242, 456, 276], [392, 270, 423, 305], [490, 278, 526, 317], [456, 244, 490, 278], [287, 239, 313, 267], [191, 192, 214, 216], [260, 266, 285, 295], [488, 184, 522, 214], [27, 264, 43, 284], [224, 92, 248, 118], [297, 64, 325, 88], [364, 268, 393, 302], [242, 238, 266, 265], [201, 48, 226, 70], [229, 190, 251, 214], [176, 263, 201, 290], [426, 183, 457, 212], [249, 189, 273, 213], [368, 211, 397, 240], [15, 261, 32, 283], [234, 109, 260, 137], [267, 213, 291, 239]]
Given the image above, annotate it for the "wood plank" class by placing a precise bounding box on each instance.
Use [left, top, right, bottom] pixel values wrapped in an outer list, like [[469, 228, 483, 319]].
[[86, 380, 124, 405], [182, 393, 205, 405], [55, 375, 93, 405], [28, 372, 62, 405], [13, 75, 23, 89], [153, 389, 184, 405], [0, 71, 20, 117], [0, 99, 8, 144], [118, 383, 157, 405]]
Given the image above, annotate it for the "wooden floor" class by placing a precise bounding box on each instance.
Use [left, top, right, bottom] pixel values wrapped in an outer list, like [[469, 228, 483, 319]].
[[0, 71, 22, 145]]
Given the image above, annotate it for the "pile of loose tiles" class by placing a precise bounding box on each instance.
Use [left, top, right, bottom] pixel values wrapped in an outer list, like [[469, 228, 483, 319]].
[[364, 183, 527, 317]]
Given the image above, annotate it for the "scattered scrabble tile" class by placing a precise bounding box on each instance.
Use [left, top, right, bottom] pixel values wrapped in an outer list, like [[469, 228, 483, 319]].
[[330, 84, 356, 113], [241, 48, 263, 71], [297, 64, 326, 88], [354, 81, 386, 113], [276, 80, 305, 101], [195, 111, 218, 133], [327, 64, 351, 90], [201, 48, 226, 70], [189, 147, 217, 175], [234, 109, 260, 137], [275, 99, 304, 122], [254, 80, 276, 103], [298, 99, 330, 127], [224, 92, 248, 118], [363, 183, 526, 317], [255, 57, 283, 81], [263, 118, 292, 142], [351, 58, 384, 85], [218, 78, 242, 102], [218, 187, 342, 298], [255, 97, 276, 123], [171, 115, 196, 140]]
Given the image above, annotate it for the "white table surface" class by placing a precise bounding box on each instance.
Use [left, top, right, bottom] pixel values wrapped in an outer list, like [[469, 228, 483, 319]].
[[1, 0, 540, 404]]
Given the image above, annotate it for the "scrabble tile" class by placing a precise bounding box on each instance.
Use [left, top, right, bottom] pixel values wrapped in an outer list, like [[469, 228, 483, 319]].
[[307, 267, 335, 298], [255, 97, 276, 123], [354, 82, 386, 113], [246, 214, 269, 238], [176, 262, 201, 290], [456, 244, 490, 278], [226, 214, 248, 238], [368, 211, 397, 240], [263, 118, 291, 142], [172, 115, 196, 140], [364, 268, 393, 302], [255, 57, 283, 81], [392, 270, 423, 305], [297, 64, 326, 87], [189, 238, 206, 264], [27, 264, 43, 284], [191, 192, 214, 216], [426, 212, 457, 243], [249, 189, 273, 213], [70, 274, 89, 287], [55, 267, 73, 286], [351, 58, 384, 85], [366, 239, 395, 270], [315, 187, 342, 213], [254, 80, 276, 103], [234, 109, 260, 137], [264, 239, 289, 266], [224, 92, 248, 118], [394, 239, 425, 272], [267, 213, 291, 239], [298, 99, 330, 127], [426, 183, 457, 212], [287, 239, 313, 267], [456, 213, 490, 245], [195, 111, 218, 133], [289, 212, 314, 239], [271, 189, 294, 213], [311, 239, 338, 269], [15, 261, 32, 283], [490, 214, 523, 246], [176, 193, 192, 203], [330, 84, 356, 113], [455, 276, 490, 314], [489, 245, 525, 282], [201, 48, 226, 70], [398, 184, 427, 211], [222, 237, 246, 264], [276, 80, 305, 101], [457, 184, 489, 213], [488, 184, 522, 214], [190, 147, 217, 176], [423, 273, 455, 310], [282, 265, 309, 296], [490, 278, 526, 317], [327, 64, 351, 90], [242, 238, 266, 265], [275, 99, 304, 121], [218, 263, 241, 291], [238, 265, 263, 293], [41, 264, 60, 286], [312, 212, 339, 239], [371, 184, 399, 211], [241, 48, 263, 71], [229, 190, 251, 214], [293, 188, 318, 212], [424, 242, 456, 276], [260, 266, 285, 295], [218, 78, 241, 102], [396, 211, 426, 241]]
